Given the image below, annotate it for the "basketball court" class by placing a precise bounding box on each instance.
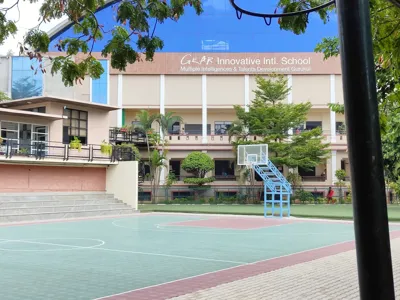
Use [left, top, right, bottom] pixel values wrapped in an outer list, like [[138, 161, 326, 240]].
[[1, 213, 400, 300]]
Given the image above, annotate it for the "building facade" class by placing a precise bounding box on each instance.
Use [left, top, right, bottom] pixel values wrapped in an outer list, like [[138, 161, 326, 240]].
[[0, 1, 349, 201]]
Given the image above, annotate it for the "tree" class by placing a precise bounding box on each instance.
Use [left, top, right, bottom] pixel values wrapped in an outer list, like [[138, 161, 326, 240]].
[[0, 91, 10, 101], [0, 1, 203, 86], [335, 169, 347, 203], [181, 152, 214, 186], [231, 75, 330, 174]]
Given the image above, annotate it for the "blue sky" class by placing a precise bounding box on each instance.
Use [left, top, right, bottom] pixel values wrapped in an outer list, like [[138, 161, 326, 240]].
[[49, 0, 339, 53]]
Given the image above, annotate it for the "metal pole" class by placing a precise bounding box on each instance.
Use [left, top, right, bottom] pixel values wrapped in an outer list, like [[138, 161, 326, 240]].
[[335, 0, 395, 299]]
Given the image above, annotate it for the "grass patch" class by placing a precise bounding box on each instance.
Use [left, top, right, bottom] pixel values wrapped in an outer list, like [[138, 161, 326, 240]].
[[139, 204, 400, 222]]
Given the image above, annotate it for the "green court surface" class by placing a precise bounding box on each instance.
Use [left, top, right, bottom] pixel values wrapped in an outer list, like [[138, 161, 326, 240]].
[[0, 214, 398, 300], [140, 204, 400, 221]]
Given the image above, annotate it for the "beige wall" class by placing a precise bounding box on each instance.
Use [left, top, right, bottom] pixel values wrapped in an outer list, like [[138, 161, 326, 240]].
[[165, 76, 202, 107], [307, 110, 331, 133], [292, 75, 330, 105], [106, 161, 138, 209], [335, 75, 344, 104], [47, 102, 110, 144], [208, 109, 237, 133], [43, 69, 90, 102], [109, 75, 119, 128], [123, 75, 160, 107], [125, 109, 160, 131], [0, 57, 10, 96], [207, 75, 244, 106]]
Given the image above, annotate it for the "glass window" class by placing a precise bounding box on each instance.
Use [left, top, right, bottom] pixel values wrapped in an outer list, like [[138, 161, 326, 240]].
[[91, 60, 108, 104], [305, 121, 322, 131], [63, 108, 88, 144], [22, 106, 46, 113], [214, 121, 232, 135], [11, 57, 43, 100]]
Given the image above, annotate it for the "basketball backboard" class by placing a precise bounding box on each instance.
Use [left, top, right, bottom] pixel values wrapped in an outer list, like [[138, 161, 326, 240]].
[[237, 144, 268, 166]]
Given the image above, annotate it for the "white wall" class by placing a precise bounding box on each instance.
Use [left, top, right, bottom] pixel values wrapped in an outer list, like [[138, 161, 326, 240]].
[[106, 161, 138, 209]]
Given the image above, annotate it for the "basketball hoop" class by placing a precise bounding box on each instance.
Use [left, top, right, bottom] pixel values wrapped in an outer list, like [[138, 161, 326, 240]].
[[229, 0, 336, 26]]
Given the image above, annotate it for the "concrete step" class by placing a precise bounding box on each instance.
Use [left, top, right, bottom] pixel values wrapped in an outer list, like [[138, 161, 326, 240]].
[[0, 208, 139, 223], [0, 204, 129, 215], [0, 199, 122, 208], [0, 192, 115, 202]]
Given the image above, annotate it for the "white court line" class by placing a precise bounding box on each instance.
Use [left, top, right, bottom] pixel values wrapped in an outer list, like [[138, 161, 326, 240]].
[[112, 220, 352, 236], [0, 238, 105, 252], [93, 239, 356, 300], [0, 237, 246, 264], [94, 247, 247, 265]]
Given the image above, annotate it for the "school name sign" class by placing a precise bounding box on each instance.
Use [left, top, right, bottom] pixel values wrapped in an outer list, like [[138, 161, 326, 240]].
[[179, 54, 313, 73], [109, 52, 341, 75]]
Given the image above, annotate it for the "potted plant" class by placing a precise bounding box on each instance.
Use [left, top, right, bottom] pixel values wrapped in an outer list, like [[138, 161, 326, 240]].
[[100, 140, 113, 156], [69, 136, 82, 152]]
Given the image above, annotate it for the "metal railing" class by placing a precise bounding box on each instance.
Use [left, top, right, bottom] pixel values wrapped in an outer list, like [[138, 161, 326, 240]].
[[109, 127, 148, 144], [0, 139, 136, 163]]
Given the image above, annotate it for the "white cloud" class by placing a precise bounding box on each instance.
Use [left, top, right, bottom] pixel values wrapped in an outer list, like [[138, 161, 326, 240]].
[[0, 0, 66, 55]]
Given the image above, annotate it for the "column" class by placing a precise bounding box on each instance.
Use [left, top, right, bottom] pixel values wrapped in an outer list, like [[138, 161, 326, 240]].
[[202, 75, 207, 144], [244, 75, 250, 112], [7, 57, 12, 98], [330, 74, 336, 142], [159, 74, 166, 183], [287, 75, 293, 136], [331, 150, 337, 184], [117, 74, 123, 127]]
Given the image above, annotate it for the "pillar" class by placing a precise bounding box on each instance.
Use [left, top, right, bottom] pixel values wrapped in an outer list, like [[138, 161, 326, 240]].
[[202, 75, 208, 143], [117, 74, 123, 127], [330, 74, 336, 142]]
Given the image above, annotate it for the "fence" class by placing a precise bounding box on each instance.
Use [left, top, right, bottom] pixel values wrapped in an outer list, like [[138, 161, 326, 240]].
[[138, 185, 398, 205], [0, 139, 137, 162]]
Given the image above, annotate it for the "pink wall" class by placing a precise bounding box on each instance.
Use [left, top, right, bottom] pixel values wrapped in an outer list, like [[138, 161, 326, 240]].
[[0, 165, 106, 192]]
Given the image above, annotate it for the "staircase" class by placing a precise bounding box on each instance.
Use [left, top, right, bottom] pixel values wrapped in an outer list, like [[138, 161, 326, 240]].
[[0, 192, 139, 223], [253, 159, 292, 217]]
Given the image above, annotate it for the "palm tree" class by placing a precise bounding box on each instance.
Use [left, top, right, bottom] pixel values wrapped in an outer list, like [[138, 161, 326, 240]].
[[135, 110, 159, 161], [227, 119, 249, 143], [157, 112, 183, 151]]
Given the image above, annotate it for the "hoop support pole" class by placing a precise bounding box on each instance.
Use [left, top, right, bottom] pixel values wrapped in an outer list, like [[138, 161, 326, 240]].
[[336, 0, 395, 298]]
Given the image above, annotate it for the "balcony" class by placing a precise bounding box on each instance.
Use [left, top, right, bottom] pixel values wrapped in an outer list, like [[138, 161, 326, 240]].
[[166, 131, 263, 145], [109, 127, 148, 146], [301, 176, 327, 182], [0, 139, 136, 164]]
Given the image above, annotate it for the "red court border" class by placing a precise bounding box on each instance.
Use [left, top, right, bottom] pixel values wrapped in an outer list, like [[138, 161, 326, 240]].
[[97, 230, 400, 300]]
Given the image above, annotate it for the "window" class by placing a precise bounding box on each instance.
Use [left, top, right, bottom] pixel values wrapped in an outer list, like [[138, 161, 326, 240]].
[[298, 167, 316, 177], [170, 160, 181, 177], [23, 106, 46, 113], [138, 192, 151, 201], [184, 124, 211, 135], [91, 60, 108, 104], [168, 122, 180, 134], [336, 121, 346, 134], [0, 121, 48, 153], [214, 121, 232, 135], [215, 160, 235, 178], [216, 191, 237, 198], [63, 108, 88, 144], [172, 191, 193, 200], [305, 121, 322, 131], [11, 57, 43, 100]]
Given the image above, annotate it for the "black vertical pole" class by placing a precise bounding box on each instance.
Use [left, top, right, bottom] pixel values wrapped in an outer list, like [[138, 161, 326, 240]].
[[335, 0, 395, 299]]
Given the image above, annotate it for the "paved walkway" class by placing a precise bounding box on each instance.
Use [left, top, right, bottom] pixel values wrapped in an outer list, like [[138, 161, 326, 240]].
[[170, 238, 400, 300]]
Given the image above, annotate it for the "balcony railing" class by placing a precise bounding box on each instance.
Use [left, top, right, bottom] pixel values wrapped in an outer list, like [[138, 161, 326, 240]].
[[0, 139, 136, 163], [109, 127, 148, 145], [301, 176, 327, 182]]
